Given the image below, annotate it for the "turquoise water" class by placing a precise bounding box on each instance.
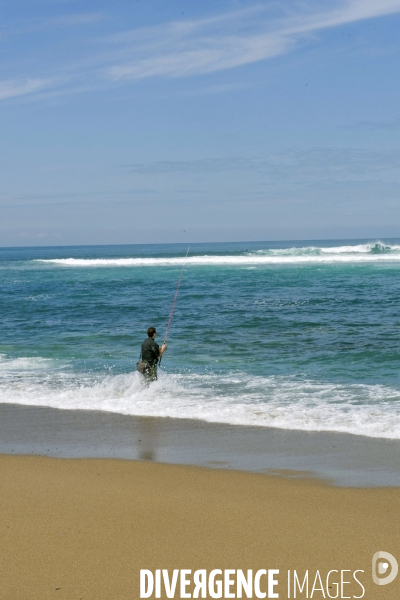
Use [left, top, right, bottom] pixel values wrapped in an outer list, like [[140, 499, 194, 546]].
[[1, 240, 400, 438]]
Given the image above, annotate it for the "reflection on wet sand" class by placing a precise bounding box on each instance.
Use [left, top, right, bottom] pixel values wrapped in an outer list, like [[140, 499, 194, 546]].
[[138, 416, 159, 461]]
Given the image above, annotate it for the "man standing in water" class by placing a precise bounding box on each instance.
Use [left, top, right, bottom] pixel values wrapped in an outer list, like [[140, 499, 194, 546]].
[[140, 327, 167, 381]]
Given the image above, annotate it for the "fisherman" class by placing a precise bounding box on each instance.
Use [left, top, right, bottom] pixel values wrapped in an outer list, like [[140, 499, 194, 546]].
[[139, 327, 167, 381]]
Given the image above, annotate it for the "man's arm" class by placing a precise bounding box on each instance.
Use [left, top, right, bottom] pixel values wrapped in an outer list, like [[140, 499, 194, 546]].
[[152, 341, 167, 360]]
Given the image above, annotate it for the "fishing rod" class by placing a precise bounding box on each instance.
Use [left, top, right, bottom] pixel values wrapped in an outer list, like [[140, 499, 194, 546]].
[[159, 246, 190, 364]]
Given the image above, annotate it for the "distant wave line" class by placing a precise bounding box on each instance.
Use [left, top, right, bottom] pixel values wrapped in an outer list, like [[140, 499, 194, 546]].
[[37, 255, 400, 267], [35, 242, 400, 267]]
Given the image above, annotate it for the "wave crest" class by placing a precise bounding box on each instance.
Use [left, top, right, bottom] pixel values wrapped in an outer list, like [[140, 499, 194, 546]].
[[36, 242, 400, 266]]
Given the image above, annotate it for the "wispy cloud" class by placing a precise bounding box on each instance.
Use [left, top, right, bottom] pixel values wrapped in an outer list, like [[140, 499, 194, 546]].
[[0, 77, 56, 100], [343, 118, 400, 130], [106, 0, 400, 81], [2, 1, 400, 101], [124, 149, 400, 179]]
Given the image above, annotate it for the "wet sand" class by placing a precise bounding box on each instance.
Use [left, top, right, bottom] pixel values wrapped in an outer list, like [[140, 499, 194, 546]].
[[1, 403, 400, 486]]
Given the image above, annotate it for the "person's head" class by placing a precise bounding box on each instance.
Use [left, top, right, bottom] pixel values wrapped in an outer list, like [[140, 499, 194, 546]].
[[147, 327, 157, 339]]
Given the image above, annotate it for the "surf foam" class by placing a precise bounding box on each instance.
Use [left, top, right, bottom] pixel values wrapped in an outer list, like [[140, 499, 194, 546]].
[[1, 356, 399, 440], [36, 242, 400, 267]]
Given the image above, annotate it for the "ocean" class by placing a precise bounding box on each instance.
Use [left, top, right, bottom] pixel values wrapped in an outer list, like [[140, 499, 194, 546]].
[[1, 239, 400, 440]]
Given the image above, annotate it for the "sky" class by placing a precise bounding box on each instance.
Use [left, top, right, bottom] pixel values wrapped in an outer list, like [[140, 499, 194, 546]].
[[1, 0, 400, 246]]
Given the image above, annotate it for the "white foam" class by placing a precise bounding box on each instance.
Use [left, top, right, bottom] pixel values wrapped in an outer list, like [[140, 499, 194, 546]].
[[36, 255, 400, 266], [1, 356, 399, 440], [36, 242, 400, 267]]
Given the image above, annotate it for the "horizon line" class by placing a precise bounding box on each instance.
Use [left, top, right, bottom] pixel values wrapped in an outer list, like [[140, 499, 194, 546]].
[[0, 236, 399, 251]]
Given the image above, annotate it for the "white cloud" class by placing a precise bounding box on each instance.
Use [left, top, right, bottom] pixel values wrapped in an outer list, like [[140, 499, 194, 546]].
[[0, 78, 54, 100], [125, 149, 400, 178], [106, 0, 400, 81], [2, 0, 400, 101]]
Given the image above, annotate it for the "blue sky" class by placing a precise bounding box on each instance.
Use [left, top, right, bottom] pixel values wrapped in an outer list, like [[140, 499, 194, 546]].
[[1, 0, 400, 245]]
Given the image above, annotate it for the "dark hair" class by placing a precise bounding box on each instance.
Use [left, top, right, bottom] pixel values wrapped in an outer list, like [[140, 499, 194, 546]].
[[147, 327, 156, 337]]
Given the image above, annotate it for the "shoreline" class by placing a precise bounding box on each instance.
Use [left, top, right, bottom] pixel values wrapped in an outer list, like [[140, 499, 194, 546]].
[[1, 403, 400, 487]]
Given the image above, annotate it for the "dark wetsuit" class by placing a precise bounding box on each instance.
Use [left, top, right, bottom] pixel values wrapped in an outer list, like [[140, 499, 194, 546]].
[[141, 337, 160, 381]]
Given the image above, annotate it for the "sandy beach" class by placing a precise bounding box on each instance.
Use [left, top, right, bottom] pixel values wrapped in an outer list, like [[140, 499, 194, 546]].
[[0, 451, 399, 600]]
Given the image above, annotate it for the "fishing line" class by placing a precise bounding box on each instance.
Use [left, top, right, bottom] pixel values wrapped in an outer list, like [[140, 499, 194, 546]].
[[159, 246, 190, 364]]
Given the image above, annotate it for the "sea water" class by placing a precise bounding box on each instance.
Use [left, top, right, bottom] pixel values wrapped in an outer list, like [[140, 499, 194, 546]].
[[1, 240, 400, 439]]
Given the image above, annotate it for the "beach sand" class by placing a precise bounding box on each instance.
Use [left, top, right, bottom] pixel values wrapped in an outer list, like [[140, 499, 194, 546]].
[[1, 454, 399, 600]]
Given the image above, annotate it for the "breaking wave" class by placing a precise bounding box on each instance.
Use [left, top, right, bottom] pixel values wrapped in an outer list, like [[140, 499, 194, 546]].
[[1, 356, 400, 440], [36, 242, 400, 267]]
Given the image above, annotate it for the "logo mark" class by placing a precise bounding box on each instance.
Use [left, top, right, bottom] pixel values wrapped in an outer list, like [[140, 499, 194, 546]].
[[372, 551, 398, 586]]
